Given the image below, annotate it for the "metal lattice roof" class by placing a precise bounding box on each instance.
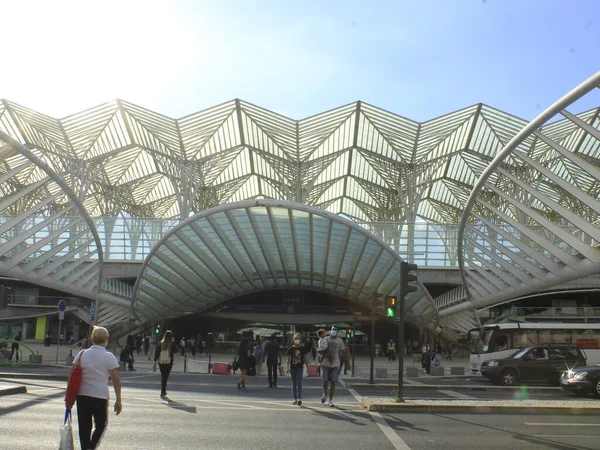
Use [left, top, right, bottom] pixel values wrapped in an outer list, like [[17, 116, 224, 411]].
[[2, 98, 598, 225]]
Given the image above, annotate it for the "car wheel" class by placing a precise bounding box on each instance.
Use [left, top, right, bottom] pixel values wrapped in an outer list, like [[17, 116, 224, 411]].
[[593, 378, 600, 398], [500, 369, 518, 386]]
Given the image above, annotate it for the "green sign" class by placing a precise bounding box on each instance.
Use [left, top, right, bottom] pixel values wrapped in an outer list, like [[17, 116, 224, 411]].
[[386, 307, 396, 319]]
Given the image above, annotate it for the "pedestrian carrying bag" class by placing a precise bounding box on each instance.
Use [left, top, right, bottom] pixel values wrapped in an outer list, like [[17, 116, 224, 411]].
[[158, 347, 170, 364], [64, 350, 85, 408], [59, 408, 75, 450]]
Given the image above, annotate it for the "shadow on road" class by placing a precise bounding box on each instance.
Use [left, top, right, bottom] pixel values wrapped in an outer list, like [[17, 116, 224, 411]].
[[303, 405, 367, 426], [164, 397, 198, 413]]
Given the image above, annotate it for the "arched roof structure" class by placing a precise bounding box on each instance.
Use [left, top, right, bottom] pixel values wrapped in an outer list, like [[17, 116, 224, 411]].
[[0, 72, 598, 333], [132, 199, 437, 326]]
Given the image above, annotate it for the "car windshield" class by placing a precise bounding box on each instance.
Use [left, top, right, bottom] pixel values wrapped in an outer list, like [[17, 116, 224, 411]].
[[512, 347, 532, 359]]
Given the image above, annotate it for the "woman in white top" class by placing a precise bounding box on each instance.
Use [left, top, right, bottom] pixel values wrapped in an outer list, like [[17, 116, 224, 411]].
[[70, 326, 122, 450]]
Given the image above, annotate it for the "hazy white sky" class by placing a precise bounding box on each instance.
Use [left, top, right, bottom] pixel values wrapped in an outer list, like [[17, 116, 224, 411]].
[[1, 0, 599, 121]]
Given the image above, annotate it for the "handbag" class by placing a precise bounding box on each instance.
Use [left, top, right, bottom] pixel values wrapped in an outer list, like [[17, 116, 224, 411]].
[[65, 350, 85, 408], [59, 408, 75, 450]]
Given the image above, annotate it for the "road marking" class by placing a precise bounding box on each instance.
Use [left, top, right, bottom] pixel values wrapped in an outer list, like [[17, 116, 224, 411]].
[[437, 389, 476, 399], [341, 380, 411, 450], [532, 435, 599, 438], [525, 423, 599, 427]]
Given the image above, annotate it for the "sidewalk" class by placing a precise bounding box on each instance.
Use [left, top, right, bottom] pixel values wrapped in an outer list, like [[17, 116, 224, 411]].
[[4, 342, 473, 380]]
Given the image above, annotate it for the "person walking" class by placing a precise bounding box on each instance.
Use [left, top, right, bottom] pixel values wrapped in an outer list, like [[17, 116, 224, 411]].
[[286, 333, 309, 405], [69, 326, 122, 450], [119, 345, 136, 371], [253, 340, 264, 375], [153, 330, 178, 398], [180, 337, 186, 357], [10, 331, 21, 362], [148, 336, 156, 361], [319, 326, 349, 408], [264, 333, 281, 388], [143, 334, 150, 356], [236, 337, 251, 390], [387, 339, 396, 363]]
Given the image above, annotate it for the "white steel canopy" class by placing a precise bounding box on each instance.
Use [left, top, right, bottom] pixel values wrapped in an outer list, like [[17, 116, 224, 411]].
[[132, 199, 437, 326]]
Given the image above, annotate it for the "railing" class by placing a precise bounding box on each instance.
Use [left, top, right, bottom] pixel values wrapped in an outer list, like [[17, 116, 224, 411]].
[[1, 216, 594, 269], [9, 295, 91, 311], [434, 285, 468, 309], [479, 306, 600, 324]]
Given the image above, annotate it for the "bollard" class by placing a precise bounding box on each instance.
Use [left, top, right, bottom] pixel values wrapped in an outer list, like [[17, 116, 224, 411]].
[[184, 356, 187, 373], [208, 352, 212, 374]]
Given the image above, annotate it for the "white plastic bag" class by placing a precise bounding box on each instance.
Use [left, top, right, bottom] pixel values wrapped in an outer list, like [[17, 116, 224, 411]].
[[59, 408, 74, 450]]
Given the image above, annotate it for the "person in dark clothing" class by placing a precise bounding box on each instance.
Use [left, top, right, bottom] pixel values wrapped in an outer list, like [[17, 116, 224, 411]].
[[10, 331, 21, 362], [237, 337, 251, 390], [126, 334, 134, 348], [120, 345, 136, 371], [153, 330, 178, 398], [264, 333, 281, 388]]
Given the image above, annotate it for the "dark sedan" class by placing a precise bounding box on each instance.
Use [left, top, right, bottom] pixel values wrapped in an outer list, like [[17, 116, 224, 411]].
[[481, 345, 586, 386], [560, 364, 600, 397]]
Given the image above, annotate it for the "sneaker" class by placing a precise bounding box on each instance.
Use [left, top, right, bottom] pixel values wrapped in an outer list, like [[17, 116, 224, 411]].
[[321, 393, 327, 404], [297, 400, 302, 406], [268, 384, 273, 388], [273, 384, 277, 388], [160, 393, 166, 398], [293, 400, 298, 405], [328, 401, 335, 408]]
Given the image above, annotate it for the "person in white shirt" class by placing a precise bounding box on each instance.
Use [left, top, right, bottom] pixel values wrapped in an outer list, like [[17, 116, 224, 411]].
[[70, 326, 122, 450]]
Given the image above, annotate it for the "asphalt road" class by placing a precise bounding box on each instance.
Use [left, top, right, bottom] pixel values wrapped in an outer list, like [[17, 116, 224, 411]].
[[1, 374, 389, 450], [2, 372, 599, 449], [380, 412, 600, 449]]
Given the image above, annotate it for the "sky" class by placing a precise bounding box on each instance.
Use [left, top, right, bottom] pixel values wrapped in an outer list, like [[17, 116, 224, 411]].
[[1, 0, 599, 122]]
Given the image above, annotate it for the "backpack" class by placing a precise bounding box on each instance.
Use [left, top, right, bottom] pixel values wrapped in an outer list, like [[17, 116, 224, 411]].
[[232, 357, 239, 372], [158, 347, 171, 364]]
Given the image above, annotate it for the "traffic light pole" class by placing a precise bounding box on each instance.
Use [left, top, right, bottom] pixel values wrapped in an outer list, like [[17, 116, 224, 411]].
[[369, 291, 376, 384], [397, 294, 405, 402], [397, 261, 418, 403], [351, 313, 356, 377]]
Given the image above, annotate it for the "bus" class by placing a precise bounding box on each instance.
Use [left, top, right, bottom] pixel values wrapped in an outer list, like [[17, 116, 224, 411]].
[[468, 322, 600, 374]]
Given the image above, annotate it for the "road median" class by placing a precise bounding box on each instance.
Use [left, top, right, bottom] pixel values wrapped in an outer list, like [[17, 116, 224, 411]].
[[360, 396, 600, 415]]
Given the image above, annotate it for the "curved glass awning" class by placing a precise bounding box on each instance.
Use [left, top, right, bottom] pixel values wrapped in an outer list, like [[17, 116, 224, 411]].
[[132, 199, 437, 326]]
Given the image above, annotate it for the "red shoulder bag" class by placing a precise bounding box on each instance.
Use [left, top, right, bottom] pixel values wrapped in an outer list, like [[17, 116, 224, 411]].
[[65, 350, 86, 408]]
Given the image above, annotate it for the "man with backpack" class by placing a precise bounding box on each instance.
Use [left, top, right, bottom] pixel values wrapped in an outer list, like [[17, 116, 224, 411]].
[[264, 333, 281, 388]]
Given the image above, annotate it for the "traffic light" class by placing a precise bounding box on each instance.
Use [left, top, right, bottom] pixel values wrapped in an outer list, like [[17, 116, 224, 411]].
[[346, 328, 354, 340], [155, 323, 161, 334], [400, 262, 419, 300], [385, 295, 397, 319]]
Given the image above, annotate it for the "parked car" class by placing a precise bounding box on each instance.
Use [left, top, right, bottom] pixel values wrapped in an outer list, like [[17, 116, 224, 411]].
[[560, 364, 600, 397], [480, 345, 586, 386]]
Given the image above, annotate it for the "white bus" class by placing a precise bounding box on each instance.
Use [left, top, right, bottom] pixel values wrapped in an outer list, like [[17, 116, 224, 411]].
[[468, 322, 600, 374]]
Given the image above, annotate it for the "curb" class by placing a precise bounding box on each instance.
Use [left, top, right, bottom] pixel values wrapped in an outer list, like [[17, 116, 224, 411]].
[[0, 386, 27, 396], [349, 383, 561, 391], [360, 398, 600, 415]]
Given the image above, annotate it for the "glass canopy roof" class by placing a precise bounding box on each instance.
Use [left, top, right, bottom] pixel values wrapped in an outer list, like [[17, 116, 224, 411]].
[[1, 98, 597, 225], [132, 200, 437, 326]]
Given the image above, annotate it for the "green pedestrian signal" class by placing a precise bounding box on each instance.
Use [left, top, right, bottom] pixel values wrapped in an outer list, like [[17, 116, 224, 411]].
[[385, 296, 397, 319]]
